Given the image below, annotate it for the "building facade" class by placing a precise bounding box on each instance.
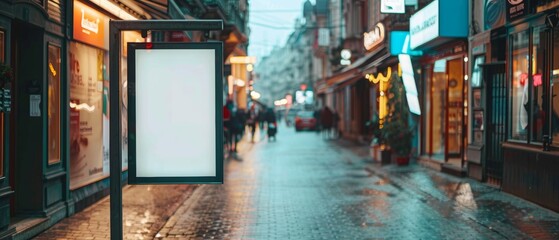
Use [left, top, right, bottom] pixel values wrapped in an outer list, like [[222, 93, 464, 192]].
[[467, 0, 559, 212], [0, 0, 249, 238]]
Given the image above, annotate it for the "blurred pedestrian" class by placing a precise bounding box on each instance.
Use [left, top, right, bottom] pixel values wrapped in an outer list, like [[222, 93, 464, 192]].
[[313, 108, 321, 134], [332, 109, 340, 139], [320, 106, 333, 139], [229, 110, 244, 154], [258, 107, 266, 130], [265, 107, 277, 141], [246, 105, 258, 142], [223, 100, 233, 151]]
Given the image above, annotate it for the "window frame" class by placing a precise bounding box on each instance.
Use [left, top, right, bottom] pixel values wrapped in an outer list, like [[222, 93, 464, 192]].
[[47, 42, 62, 165]]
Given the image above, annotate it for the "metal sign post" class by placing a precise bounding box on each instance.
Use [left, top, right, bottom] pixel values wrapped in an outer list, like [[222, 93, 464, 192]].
[[109, 20, 223, 240]]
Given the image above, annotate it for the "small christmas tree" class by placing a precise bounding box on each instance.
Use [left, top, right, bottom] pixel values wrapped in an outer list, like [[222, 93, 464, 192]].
[[382, 73, 412, 157]]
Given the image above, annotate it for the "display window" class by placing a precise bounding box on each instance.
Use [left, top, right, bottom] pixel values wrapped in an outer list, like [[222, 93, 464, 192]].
[[531, 26, 546, 143], [508, 26, 559, 146], [69, 41, 107, 189], [510, 30, 529, 142], [0, 30, 4, 177], [552, 27, 559, 146], [48, 44, 61, 165]]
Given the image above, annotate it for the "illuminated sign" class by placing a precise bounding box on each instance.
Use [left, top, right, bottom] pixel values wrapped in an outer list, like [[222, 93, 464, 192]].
[[409, 0, 468, 49], [340, 49, 351, 65], [73, 0, 109, 50], [381, 0, 405, 14], [507, 0, 529, 21], [364, 23, 385, 51], [410, 0, 438, 49], [366, 67, 392, 84], [318, 28, 330, 46], [366, 68, 392, 120], [229, 56, 256, 64], [128, 42, 223, 184], [398, 54, 421, 115]]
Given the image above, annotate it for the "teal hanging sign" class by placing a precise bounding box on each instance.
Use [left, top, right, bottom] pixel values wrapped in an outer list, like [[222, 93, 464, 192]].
[[389, 31, 423, 56]]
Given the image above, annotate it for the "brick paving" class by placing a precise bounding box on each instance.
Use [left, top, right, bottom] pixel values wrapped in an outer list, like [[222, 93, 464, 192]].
[[34, 185, 197, 240], [35, 124, 559, 239]]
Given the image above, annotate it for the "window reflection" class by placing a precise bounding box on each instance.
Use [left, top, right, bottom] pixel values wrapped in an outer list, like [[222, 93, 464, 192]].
[[48, 44, 61, 165], [531, 27, 545, 143], [552, 28, 559, 146], [510, 31, 529, 142], [0, 30, 4, 176]]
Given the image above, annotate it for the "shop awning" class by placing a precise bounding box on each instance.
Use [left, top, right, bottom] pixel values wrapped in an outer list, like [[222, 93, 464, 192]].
[[324, 46, 388, 89], [120, 0, 169, 19]]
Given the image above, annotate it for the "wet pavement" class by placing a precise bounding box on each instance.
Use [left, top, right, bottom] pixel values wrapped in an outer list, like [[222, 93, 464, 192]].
[[35, 124, 559, 239], [34, 185, 197, 240]]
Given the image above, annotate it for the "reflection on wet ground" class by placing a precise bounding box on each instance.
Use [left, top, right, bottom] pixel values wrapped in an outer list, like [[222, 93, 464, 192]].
[[35, 124, 559, 239], [35, 185, 196, 240], [156, 125, 559, 239]]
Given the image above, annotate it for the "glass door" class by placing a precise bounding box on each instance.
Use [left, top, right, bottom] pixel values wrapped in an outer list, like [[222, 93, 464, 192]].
[[447, 58, 465, 159]]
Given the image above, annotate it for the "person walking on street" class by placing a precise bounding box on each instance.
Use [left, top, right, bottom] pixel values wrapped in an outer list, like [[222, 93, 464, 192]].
[[320, 106, 333, 139], [332, 109, 340, 139], [265, 107, 278, 141], [246, 105, 258, 142], [223, 100, 233, 152], [258, 107, 266, 130], [313, 108, 321, 134]]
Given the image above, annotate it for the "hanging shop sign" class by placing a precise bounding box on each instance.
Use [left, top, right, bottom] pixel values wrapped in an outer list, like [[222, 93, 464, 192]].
[[507, 0, 530, 22], [389, 31, 423, 56], [485, 0, 506, 30], [410, 0, 468, 49], [381, 0, 405, 13], [128, 42, 223, 184], [398, 54, 421, 115], [73, 0, 110, 50], [364, 23, 385, 51]]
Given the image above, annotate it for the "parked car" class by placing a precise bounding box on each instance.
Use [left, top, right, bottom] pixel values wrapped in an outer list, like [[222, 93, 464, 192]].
[[295, 110, 317, 131]]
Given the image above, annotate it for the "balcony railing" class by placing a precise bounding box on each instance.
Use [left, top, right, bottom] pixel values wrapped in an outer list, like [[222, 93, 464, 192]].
[[202, 0, 248, 36]]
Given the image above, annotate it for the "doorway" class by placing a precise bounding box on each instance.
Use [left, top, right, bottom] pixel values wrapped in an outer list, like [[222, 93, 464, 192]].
[[483, 63, 506, 185], [10, 20, 44, 216], [424, 57, 466, 165]]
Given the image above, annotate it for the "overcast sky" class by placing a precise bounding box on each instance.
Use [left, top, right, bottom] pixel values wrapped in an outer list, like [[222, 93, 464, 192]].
[[248, 0, 312, 63]]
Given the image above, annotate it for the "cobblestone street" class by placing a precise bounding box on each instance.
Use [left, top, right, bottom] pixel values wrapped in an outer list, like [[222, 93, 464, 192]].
[[36, 125, 559, 239]]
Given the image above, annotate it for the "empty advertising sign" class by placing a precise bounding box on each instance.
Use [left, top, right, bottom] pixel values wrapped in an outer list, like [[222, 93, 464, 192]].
[[127, 42, 223, 184]]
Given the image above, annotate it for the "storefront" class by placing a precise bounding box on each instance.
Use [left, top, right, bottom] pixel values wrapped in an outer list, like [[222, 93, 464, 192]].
[[409, 0, 469, 174], [0, 0, 149, 237], [1, 0, 68, 237], [498, 0, 559, 212], [68, 0, 143, 213]]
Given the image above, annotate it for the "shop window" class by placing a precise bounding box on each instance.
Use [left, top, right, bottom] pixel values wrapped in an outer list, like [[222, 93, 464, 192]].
[[510, 30, 529, 142], [531, 27, 546, 143], [48, 44, 61, 165], [471, 56, 485, 88], [0, 30, 4, 177], [552, 28, 559, 146], [0, 30, 4, 63], [422, 67, 432, 155]]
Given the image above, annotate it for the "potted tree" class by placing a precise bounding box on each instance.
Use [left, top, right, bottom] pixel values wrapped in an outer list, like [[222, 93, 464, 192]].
[[366, 115, 385, 163], [382, 74, 413, 165]]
